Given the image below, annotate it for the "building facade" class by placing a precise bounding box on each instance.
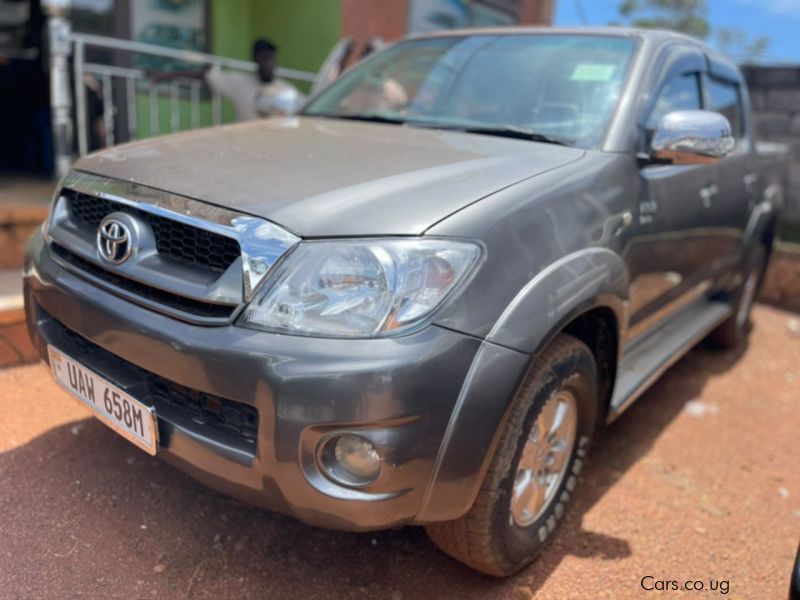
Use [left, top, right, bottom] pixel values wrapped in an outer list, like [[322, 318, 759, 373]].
[[0, 0, 554, 176]]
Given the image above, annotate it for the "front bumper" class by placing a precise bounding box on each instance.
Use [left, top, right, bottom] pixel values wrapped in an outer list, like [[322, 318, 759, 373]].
[[25, 229, 491, 531]]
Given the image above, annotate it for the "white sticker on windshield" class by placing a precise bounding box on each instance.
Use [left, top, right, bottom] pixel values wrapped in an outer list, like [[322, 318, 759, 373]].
[[570, 64, 617, 82]]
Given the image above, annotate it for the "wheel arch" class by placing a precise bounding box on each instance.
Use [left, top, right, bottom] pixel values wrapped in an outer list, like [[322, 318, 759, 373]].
[[743, 182, 781, 266], [484, 247, 628, 354], [562, 305, 620, 425], [417, 249, 628, 523]]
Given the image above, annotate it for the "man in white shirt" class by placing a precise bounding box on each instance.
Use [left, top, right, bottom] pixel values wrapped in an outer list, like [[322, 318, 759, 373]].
[[154, 38, 302, 122], [205, 38, 302, 122]]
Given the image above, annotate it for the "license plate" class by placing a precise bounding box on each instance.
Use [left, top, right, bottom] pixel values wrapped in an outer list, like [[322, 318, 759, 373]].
[[48, 345, 158, 455]]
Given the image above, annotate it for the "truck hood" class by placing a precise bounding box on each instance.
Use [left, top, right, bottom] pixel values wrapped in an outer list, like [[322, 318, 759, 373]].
[[76, 117, 585, 237]]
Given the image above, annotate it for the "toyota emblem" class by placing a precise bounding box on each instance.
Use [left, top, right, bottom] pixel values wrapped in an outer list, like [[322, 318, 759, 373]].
[[97, 216, 133, 264]]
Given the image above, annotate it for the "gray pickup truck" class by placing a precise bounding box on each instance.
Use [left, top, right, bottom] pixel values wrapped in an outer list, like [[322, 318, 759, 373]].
[[24, 28, 784, 576]]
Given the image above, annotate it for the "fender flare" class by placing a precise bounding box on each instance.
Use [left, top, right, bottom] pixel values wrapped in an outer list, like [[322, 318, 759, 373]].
[[417, 248, 628, 523], [486, 247, 628, 353], [742, 183, 781, 266]]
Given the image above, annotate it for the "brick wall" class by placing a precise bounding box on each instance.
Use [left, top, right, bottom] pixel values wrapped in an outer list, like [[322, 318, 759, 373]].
[[741, 65, 800, 228], [341, 0, 555, 59]]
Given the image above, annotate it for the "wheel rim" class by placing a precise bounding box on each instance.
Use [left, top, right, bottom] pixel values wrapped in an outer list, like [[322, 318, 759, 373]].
[[736, 270, 758, 329], [510, 390, 578, 527]]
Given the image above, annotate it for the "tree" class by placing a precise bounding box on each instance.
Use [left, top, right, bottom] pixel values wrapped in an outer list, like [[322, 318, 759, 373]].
[[616, 0, 710, 39], [716, 27, 771, 63], [612, 0, 771, 61]]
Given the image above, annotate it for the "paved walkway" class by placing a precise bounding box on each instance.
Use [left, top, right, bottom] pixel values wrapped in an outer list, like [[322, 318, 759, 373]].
[[0, 178, 50, 272], [1, 304, 798, 598], [0, 269, 35, 368], [0, 177, 53, 207], [0, 177, 49, 365]]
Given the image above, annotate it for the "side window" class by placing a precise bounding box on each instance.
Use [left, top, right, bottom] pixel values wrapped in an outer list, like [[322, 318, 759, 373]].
[[704, 76, 744, 140], [646, 72, 703, 132]]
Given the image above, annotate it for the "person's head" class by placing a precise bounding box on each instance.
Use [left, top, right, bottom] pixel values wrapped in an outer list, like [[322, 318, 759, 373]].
[[252, 38, 278, 83]]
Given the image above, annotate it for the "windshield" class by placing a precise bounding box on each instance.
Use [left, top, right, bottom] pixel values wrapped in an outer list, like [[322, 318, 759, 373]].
[[303, 34, 637, 148]]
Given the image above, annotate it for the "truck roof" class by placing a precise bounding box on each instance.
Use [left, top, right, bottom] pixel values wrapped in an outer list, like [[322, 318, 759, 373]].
[[409, 26, 739, 76], [411, 25, 694, 42]]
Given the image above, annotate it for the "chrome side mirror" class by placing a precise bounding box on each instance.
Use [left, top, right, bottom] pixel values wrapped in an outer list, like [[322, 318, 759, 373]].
[[651, 110, 735, 165], [257, 86, 303, 117]]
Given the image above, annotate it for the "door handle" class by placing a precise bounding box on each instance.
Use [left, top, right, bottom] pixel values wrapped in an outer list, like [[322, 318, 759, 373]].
[[699, 184, 718, 209], [743, 172, 759, 194], [613, 211, 633, 236], [598, 211, 634, 243]]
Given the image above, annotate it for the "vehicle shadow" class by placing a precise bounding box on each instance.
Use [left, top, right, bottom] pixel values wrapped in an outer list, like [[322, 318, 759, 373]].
[[0, 339, 747, 599], [521, 336, 748, 596]]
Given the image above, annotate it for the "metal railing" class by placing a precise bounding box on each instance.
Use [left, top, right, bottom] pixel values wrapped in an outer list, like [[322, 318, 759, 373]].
[[45, 4, 318, 177], [71, 33, 316, 157]]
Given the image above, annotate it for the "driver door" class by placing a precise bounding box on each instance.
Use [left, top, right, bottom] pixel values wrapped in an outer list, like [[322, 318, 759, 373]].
[[624, 68, 720, 341]]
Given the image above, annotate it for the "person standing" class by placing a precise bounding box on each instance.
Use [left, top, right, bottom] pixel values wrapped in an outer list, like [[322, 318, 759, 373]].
[[205, 38, 302, 121], [152, 38, 302, 122]]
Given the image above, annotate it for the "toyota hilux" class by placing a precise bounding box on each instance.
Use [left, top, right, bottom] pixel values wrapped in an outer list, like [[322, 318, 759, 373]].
[[24, 28, 785, 575]]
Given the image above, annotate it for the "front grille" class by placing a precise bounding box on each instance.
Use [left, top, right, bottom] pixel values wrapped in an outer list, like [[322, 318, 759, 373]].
[[52, 243, 235, 320], [49, 315, 259, 449], [65, 189, 241, 273]]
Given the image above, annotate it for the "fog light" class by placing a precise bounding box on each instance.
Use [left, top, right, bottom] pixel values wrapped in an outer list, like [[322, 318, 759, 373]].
[[323, 434, 381, 486]]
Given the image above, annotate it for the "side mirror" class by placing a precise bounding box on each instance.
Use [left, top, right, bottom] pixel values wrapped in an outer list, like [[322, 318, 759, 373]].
[[650, 110, 735, 165], [257, 86, 303, 117]]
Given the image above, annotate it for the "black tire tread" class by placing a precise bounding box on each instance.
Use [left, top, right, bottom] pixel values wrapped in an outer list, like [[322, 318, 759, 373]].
[[425, 333, 591, 576], [706, 246, 768, 349]]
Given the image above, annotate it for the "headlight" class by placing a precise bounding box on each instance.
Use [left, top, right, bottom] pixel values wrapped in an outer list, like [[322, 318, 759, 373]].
[[237, 238, 481, 337]]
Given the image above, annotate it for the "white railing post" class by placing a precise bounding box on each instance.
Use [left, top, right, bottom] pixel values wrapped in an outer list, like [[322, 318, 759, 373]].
[[73, 39, 88, 156], [43, 30, 321, 155], [44, 0, 73, 178]]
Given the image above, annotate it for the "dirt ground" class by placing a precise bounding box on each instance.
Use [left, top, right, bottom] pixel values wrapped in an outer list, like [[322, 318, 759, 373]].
[[1, 304, 799, 599]]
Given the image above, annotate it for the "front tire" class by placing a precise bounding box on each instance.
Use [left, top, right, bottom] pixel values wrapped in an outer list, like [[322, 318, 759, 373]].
[[425, 334, 599, 576]]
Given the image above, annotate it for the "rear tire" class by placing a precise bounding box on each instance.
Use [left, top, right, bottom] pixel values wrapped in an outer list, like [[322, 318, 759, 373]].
[[706, 247, 768, 349], [425, 334, 599, 577]]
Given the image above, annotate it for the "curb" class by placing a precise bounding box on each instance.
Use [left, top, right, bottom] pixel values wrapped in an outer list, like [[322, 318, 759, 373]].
[[0, 271, 37, 368]]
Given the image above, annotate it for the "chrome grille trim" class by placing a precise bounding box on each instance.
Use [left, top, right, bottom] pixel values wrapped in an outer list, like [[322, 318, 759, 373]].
[[51, 243, 237, 322], [45, 171, 301, 321], [60, 171, 301, 300], [65, 171, 256, 227], [66, 191, 243, 272]]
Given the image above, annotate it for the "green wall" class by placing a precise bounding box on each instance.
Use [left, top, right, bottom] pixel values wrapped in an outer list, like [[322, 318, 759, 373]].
[[212, 0, 341, 75], [135, 1, 342, 139], [211, 1, 255, 61], [251, 0, 342, 75]]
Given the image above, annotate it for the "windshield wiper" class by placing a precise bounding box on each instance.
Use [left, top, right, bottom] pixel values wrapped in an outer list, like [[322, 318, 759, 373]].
[[306, 114, 572, 145], [455, 125, 572, 146], [307, 113, 408, 125]]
